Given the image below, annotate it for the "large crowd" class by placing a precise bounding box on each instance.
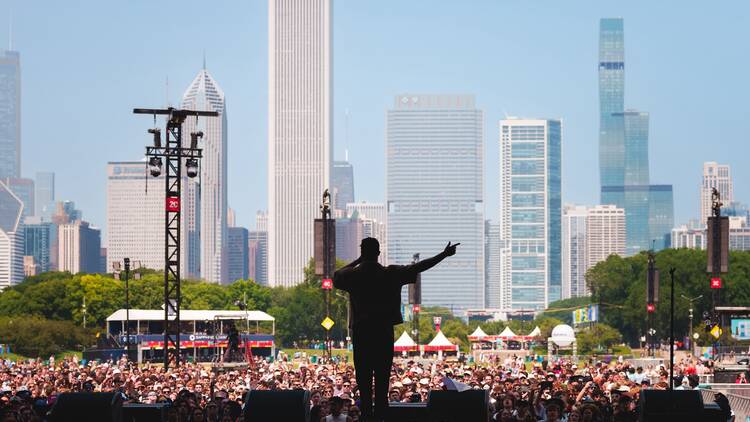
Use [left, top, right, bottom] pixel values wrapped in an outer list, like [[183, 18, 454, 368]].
[[0, 351, 729, 422]]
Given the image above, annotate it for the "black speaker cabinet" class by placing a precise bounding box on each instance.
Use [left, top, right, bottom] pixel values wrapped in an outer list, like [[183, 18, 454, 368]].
[[639, 389, 703, 422], [48, 392, 123, 422], [426, 390, 489, 422], [122, 403, 171, 422], [243, 389, 310, 422]]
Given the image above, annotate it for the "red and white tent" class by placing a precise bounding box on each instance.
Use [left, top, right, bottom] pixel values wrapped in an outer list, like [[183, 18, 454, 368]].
[[468, 326, 491, 342], [497, 326, 517, 339], [393, 331, 418, 352], [423, 330, 458, 352]]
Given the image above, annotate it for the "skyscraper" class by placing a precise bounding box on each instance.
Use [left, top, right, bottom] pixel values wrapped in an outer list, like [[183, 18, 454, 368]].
[[248, 230, 268, 286], [701, 162, 733, 223], [268, 0, 332, 287], [106, 161, 198, 277], [562, 205, 587, 300], [499, 118, 561, 310], [387, 95, 484, 311], [346, 202, 387, 264], [598, 19, 673, 255], [335, 213, 364, 263], [0, 50, 20, 179], [181, 67, 228, 284], [3, 177, 33, 219], [57, 220, 101, 274], [0, 180, 24, 287], [484, 221, 501, 309], [332, 161, 354, 216], [586, 205, 626, 269], [34, 172, 55, 220], [23, 222, 53, 273], [227, 227, 249, 282]]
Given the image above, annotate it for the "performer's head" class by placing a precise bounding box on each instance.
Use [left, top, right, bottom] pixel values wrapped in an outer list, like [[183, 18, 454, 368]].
[[360, 237, 380, 262]]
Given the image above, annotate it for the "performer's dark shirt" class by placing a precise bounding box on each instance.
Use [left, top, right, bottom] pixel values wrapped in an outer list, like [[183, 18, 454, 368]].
[[333, 261, 418, 327]]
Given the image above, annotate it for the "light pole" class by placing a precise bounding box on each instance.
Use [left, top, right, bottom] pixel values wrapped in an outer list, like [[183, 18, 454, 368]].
[[681, 294, 703, 355], [114, 258, 141, 361]]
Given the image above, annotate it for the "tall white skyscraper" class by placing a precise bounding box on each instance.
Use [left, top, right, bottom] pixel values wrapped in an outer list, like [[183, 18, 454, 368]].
[[562, 205, 588, 299], [268, 0, 332, 287], [0, 180, 24, 288], [701, 162, 733, 223], [181, 67, 228, 284], [586, 205, 626, 270], [387, 95, 484, 312], [0, 50, 20, 179], [499, 118, 561, 311], [562, 204, 625, 299], [57, 220, 100, 274]]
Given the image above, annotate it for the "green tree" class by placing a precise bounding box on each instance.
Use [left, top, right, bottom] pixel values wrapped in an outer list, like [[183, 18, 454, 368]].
[[576, 323, 623, 355]]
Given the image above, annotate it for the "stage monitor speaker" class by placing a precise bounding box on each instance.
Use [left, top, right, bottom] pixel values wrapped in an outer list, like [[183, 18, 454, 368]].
[[639, 389, 703, 422], [243, 389, 310, 422], [426, 390, 489, 422], [122, 403, 171, 422], [48, 392, 123, 422]]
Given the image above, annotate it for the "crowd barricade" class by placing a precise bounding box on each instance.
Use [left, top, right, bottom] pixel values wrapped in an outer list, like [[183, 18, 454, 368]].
[[700, 388, 750, 421]]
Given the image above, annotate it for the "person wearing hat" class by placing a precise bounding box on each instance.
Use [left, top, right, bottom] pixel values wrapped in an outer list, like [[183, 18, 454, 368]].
[[541, 397, 566, 422], [334, 238, 459, 421]]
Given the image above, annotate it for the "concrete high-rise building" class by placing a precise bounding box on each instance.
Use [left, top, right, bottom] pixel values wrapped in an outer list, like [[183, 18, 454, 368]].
[[106, 162, 199, 277], [346, 202, 387, 264], [268, 0, 332, 287], [181, 67, 228, 284], [671, 220, 707, 249], [484, 221, 501, 309], [598, 19, 673, 255], [0, 50, 20, 179], [34, 172, 54, 220], [499, 118, 561, 310], [332, 161, 354, 216], [335, 214, 364, 263], [57, 220, 101, 274], [562, 205, 588, 300], [248, 230, 268, 286], [387, 95, 484, 312], [0, 180, 24, 287], [3, 178, 33, 219], [701, 162, 733, 223], [23, 256, 38, 277], [227, 208, 236, 228], [256, 211, 268, 232], [227, 227, 249, 282], [23, 222, 53, 273], [586, 205, 626, 269], [52, 201, 82, 225]]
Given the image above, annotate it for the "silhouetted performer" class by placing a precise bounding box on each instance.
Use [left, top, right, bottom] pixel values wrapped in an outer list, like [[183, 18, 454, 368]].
[[334, 237, 459, 421], [227, 322, 240, 362]]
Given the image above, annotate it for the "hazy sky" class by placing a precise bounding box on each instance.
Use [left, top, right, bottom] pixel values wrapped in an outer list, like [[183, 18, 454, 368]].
[[6, 0, 749, 237]]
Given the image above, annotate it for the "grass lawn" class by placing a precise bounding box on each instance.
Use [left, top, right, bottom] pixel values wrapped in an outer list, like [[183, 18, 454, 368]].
[[281, 348, 353, 362]]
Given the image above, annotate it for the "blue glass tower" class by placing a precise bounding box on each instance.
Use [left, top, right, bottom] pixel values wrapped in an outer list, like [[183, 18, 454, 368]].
[[598, 19, 673, 255]]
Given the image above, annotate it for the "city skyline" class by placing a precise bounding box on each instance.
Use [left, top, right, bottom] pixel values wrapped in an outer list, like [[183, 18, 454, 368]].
[[2, 1, 749, 250]]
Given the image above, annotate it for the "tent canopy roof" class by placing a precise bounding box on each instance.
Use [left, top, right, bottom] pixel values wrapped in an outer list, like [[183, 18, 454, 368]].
[[394, 331, 417, 347], [106, 309, 274, 323]]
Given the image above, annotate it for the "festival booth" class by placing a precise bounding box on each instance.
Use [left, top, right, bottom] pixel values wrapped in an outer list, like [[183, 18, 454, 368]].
[[393, 331, 419, 356], [468, 326, 494, 350], [105, 309, 275, 363], [423, 330, 458, 359]]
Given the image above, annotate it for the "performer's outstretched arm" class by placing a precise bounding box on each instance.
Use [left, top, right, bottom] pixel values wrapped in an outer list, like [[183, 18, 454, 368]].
[[410, 242, 460, 274]]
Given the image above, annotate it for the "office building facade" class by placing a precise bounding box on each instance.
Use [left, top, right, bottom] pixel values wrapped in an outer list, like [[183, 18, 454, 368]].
[[332, 161, 354, 217], [34, 172, 55, 220], [0, 180, 24, 287], [562, 205, 588, 300], [499, 118, 561, 310], [0, 50, 20, 179], [23, 222, 53, 273], [268, 0, 332, 287], [181, 68, 228, 284], [227, 227, 249, 282], [387, 95, 484, 311], [586, 205, 626, 269], [58, 220, 101, 274], [701, 162, 733, 223], [484, 221, 502, 309]]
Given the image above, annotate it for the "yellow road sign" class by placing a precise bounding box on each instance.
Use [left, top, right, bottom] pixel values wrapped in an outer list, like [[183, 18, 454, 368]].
[[321, 317, 335, 331], [710, 325, 723, 339]]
